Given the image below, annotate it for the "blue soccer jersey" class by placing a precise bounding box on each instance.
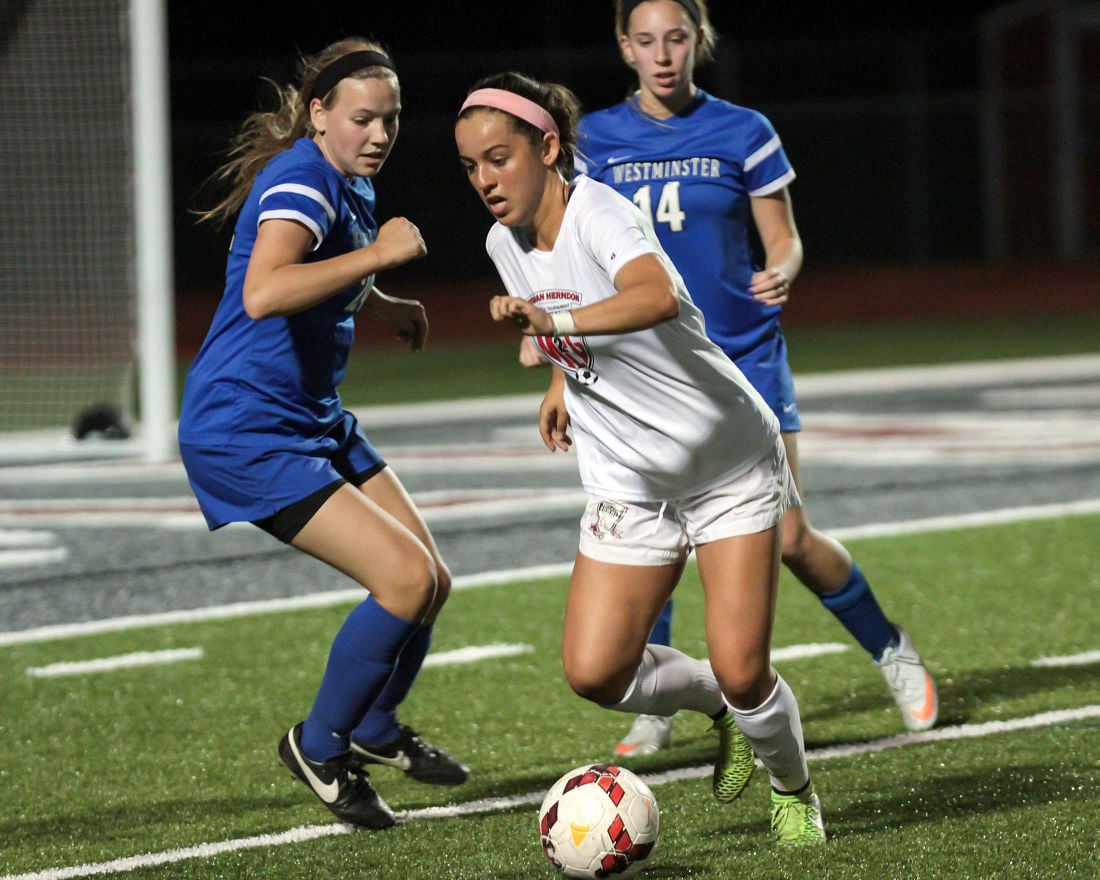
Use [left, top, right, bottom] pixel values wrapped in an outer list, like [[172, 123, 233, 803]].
[[178, 138, 384, 528], [576, 91, 794, 363], [180, 138, 377, 447]]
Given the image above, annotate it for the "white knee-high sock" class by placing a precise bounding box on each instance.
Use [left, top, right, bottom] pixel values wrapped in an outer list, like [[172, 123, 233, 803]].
[[608, 644, 725, 717], [729, 672, 810, 793]]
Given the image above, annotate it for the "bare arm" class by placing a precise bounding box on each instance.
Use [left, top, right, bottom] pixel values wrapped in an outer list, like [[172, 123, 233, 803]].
[[242, 216, 427, 319], [362, 287, 429, 351], [489, 253, 679, 336], [537, 366, 572, 452], [518, 336, 549, 368], [748, 188, 803, 307]]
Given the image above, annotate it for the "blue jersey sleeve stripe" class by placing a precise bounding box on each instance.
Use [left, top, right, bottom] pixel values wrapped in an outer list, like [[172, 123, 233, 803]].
[[257, 209, 325, 249], [259, 183, 337, 223], [748, 167, 796, 197], [743, 134, 782, 173]]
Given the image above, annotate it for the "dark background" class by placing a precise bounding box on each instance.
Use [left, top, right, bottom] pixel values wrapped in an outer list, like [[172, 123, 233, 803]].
[[165, 2, 1040, 304], [167, 3, 1008, 59]]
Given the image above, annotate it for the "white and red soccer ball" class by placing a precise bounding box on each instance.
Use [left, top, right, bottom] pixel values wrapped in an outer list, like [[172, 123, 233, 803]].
[[537, 763, 660, 878]]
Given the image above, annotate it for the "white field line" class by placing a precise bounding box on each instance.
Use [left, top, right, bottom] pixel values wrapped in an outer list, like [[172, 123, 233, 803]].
[[3, 491, 1099, 535], [823, 498, 1100, 541], [0, 530, 58, 547], [343, 355, 1100, 427], [795, 410, 1100, 466], [25, 648, 204, 678], [789, 354, 1100, 398], [982, 385, 1100, 407], [0, 488, 588, 529], [5, 704, 1097, 880], [0, 563, 576, 648], [0, 527, 67, 570], [1030, 650, 1100, 668], [422, 643, 533, 667], [1, 354, 1097, 476], [0, 547, 69, 568], [2, 499, 1099, 648], [416, 641, 830, 669], [22, 644, 530, 681], [771, 642, 849, 662]]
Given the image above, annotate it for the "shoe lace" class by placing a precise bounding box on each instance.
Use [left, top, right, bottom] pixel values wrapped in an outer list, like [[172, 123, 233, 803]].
[[771, 800, 795, 835], [879, 650, 924, 701], [332, 754, 374, 795], [396, 723, 420, 739], [395, 724, 439, 761], [772, 798, 816, 838], [709, 712, 735, 735]]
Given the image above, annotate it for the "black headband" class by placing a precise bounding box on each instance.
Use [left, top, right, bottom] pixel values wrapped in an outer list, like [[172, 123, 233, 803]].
[[622, 0, 701, 28], [309, 50, 396, 103]]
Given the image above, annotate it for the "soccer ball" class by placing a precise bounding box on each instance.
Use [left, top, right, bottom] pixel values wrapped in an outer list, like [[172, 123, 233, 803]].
[[537, 763, 660, 878]]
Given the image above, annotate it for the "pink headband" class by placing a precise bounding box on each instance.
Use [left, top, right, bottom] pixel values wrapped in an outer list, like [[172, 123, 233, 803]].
[[459, 88, 560, 138]]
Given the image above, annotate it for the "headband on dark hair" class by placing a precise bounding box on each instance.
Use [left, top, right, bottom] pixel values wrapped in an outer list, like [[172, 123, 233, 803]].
[[460, 88, 560, 137], [622, 0, 701, 28], [310, 50, 395, 103]]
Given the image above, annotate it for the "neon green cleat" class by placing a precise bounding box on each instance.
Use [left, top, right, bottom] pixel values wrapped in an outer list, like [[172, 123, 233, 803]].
[[770, 785, 826, 846], [711, 711, 756, 803]]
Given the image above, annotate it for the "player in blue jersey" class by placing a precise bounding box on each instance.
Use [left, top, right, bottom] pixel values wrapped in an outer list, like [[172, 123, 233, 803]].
[[562, 0, 939, 756], [179, 38, 468, 829]]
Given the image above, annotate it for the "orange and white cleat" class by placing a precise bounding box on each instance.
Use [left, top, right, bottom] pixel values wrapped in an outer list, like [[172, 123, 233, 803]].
[[876, 626, 938, 731], [614, 714, 673, 758]]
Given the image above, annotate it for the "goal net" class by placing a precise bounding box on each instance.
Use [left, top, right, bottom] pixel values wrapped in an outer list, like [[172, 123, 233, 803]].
[[0, 0, 175, 463]]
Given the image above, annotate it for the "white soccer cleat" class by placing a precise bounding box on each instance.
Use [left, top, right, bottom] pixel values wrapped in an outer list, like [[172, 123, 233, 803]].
[[614, 714, 673, 757], [876, 626, 938, 731]]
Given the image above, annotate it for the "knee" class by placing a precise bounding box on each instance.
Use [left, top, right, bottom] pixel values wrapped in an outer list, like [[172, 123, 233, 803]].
[[780, 518, 811, 567], [436, 564, 452, 600], [386, 552, 439, 621], [567, 674, 626, 707], [423, 563, 453, 622], [563, 654, 631, 706], [714, 664, 773, 710]]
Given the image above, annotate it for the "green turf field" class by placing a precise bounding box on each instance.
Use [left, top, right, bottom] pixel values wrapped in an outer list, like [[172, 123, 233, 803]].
[[337, 312, 1100, 407], [2, 513, 1097, 879]]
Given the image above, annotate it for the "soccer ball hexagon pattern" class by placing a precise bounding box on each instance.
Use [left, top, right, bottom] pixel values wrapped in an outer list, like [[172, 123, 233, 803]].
[[537, 763, 660, 878]]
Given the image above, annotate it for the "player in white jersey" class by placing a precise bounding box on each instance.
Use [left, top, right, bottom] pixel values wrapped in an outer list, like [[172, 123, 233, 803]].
[[526, 0, 938, 756], [455, 72, 826, 846]]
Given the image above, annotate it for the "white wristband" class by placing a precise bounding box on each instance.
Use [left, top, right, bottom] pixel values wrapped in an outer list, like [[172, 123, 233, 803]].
[[550, 310, 576, 337]]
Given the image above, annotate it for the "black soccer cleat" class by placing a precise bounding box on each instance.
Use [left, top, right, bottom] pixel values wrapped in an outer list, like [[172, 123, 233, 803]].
[[350, 723, 470, 786], [278, 723, 396, 829]]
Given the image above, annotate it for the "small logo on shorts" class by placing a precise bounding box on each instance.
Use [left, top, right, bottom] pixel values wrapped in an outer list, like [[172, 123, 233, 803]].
[[589, 500, 627, 540]]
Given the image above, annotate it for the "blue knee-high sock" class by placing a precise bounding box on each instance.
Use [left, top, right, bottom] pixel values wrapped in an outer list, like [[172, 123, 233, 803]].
[[817, 563, 898, 660], [351, 623, 433, 746], [648, 599, 673, 647], [300, 596, 418, 761]]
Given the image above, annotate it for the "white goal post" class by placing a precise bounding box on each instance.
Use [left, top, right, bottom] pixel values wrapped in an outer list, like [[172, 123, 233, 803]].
[[0, 0, 175, 463]]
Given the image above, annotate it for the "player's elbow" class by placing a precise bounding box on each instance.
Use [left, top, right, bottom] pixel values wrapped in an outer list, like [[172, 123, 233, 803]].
[[652, 282, 679, 323], [242, 285, 280, 320]]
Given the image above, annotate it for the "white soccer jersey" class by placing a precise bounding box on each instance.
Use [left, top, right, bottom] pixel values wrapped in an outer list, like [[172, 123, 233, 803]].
[[485, 176, 780, 501]]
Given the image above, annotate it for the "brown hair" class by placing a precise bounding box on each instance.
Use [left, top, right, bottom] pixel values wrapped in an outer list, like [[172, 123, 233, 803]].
[[458, 71, 581, 180], [614, 0, 717, 63], [196, 37, 397, 227]]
